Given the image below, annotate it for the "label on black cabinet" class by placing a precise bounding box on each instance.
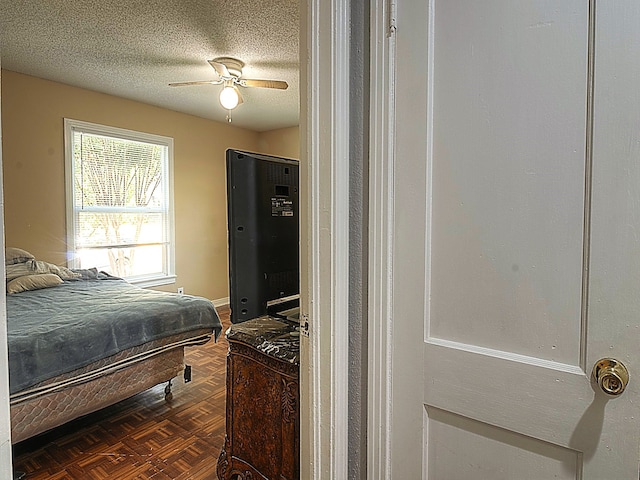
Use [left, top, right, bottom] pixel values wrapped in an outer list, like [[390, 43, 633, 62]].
[[271, 197, 294, 217]]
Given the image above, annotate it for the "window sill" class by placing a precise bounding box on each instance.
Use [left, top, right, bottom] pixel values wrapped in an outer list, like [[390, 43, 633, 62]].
[[129, 275, 177, 289]]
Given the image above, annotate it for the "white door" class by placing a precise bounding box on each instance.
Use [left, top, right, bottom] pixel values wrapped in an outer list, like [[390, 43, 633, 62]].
[[386, 1, 640, 478]]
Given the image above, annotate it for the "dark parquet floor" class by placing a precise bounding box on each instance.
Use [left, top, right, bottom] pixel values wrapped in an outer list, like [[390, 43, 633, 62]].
[[12, 306, 232, 480]]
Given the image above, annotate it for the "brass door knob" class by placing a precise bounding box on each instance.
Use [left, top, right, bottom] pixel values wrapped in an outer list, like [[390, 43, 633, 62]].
[[592, 358, 629, 396]]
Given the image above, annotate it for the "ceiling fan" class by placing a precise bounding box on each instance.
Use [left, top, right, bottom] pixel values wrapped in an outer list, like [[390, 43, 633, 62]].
[[169, 57, 288, 114]]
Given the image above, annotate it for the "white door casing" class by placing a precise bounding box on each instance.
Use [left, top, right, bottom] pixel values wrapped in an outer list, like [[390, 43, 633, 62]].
[[370, 1, 640, 478], [0, 61, 13, 479], [300, 0, 351, 478]]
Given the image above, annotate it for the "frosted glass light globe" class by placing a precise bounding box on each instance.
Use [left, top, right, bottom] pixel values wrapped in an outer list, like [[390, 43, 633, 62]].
[[219, 86, 239, 110]]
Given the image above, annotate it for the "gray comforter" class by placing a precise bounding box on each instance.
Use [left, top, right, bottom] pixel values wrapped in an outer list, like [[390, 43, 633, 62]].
[[7, 277, 221, 394]]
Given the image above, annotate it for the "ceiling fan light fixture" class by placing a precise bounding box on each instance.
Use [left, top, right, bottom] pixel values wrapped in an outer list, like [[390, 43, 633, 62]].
[[219, 85, 240, 110]]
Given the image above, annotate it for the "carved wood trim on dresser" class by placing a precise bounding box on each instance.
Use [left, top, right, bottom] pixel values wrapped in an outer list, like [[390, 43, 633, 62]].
[[217, 317, 300, 480]]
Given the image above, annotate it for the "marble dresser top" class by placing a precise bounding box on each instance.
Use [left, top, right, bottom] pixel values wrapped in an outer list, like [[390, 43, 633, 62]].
[[226, 316, 300, 365]]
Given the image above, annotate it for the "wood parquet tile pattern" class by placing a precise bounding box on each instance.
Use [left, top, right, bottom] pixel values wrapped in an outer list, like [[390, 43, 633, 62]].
[[12, 306, 232, 480]]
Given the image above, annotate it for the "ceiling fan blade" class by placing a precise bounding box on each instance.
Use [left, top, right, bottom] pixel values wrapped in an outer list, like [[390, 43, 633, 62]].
[[241, 79, 289, 90], [169, 80, 223, 87], [208, 60, 231, 78]]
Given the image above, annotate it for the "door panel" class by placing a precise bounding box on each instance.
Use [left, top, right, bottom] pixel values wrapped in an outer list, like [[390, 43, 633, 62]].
[[390, 0, 640, 478], [429, 0, 587, 364], [426, 407, 579, 479]]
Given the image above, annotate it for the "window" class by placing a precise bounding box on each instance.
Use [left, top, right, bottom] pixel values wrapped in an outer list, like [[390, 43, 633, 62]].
[[64, 119, 175, 287]]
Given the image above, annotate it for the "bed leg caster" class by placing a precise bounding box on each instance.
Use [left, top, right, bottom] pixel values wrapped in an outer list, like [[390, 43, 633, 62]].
[[164, 379, 173, 401]]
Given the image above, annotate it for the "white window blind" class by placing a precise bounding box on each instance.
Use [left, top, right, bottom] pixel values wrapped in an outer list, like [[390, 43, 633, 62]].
[[64, 119, 175, 287]]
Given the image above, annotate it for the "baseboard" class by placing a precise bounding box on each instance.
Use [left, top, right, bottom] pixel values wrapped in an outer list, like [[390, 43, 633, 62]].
[[213, 297, 230, 308]]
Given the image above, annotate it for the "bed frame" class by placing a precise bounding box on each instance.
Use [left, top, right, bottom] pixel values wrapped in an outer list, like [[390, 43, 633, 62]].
[[10, 329, 212, 444]]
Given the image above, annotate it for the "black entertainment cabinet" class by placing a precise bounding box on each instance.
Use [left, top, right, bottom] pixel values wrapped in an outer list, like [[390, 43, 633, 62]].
[[225, 149, 300, 323]]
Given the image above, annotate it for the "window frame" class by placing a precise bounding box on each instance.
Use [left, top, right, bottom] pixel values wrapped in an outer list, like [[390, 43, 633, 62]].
[[64, 118, 176, 287]]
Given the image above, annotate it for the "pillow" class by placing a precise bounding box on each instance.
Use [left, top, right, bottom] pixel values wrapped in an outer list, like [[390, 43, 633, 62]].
[[5, 262, 34, 282], [32, 260, 82, 280], [7, 273, 63, 294], [5, 247, 35, 265], [5, 259, 83, 282]]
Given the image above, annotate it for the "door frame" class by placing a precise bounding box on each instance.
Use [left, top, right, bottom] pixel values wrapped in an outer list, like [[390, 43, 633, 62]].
[[367, 0, 396, 478], [302, 0, 398, 476], [0, 65, 13, 476], [300, 0, 351, 478]]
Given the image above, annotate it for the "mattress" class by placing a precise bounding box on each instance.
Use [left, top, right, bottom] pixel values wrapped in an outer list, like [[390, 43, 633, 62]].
[[7, 277, 222, 394], [11, 344, 185, 443]]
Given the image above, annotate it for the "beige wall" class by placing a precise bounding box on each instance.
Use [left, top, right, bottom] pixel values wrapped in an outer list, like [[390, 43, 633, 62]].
[[1, 70, 299, 301], [256, 126, 300, 159]]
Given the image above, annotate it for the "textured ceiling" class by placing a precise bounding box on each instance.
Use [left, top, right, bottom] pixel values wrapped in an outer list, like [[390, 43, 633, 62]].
[[0, 0, 299, 132]]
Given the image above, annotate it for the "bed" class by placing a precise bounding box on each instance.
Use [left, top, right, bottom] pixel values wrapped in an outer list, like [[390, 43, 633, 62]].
[[5, 250, 222, 444]]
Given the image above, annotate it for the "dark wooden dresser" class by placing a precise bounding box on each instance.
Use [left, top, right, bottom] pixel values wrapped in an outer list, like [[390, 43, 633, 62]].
[[216, 316, 300, 480]]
